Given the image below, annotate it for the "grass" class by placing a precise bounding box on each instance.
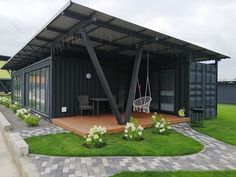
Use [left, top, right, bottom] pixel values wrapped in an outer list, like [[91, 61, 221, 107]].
[[25, 128, 203, 157], [194, 104, 236, 146], [0, 61, 11, 79], [111, 171, 236, 177]]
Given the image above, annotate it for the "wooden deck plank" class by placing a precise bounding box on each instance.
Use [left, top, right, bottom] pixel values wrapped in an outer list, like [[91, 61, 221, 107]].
[[52, 113, 189, 136]]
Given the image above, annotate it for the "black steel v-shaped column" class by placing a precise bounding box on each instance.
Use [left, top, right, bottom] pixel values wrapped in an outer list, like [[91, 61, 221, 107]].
[[125, 46, 143, 123], [83, 32, 124, 125]]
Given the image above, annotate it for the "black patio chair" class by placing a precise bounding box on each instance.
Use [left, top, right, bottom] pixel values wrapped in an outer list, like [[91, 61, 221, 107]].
[[78, 95, 94, 116]]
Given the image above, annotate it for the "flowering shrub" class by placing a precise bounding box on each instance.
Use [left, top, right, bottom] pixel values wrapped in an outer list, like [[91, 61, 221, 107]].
[[16, 108, 30, 120], [151, 113, 172, 135], [0, 97, 10, 107], [10, 102, 22, 113], [84, 126, 107, 148], [16, 108, 41, 126], [123, 117, 144, 141], [178, 108, 185, 117], [23, 113, 41, 126]]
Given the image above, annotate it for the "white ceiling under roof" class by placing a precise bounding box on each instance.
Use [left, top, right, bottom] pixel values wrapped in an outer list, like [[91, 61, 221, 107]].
[[2, 0, 229, 70]]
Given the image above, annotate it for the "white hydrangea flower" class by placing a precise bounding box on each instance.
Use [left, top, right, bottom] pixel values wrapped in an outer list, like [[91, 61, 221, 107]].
[[131, 126, 136, 132], [126, 122, 132, 129], [155, 122, 161, 128], [138, 131, 142, 136], [86, 137, 92, 142], [93, 134, 99, 139], [159, 128, 166, 133], [160, 124, 164, 128], [137, 125, 143, 131]]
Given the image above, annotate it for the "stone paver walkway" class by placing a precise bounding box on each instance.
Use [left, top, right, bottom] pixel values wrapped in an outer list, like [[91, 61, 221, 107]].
[[0, 131, 20, 177], [31, 123, 236, 177], [0, 105, 66, 138]]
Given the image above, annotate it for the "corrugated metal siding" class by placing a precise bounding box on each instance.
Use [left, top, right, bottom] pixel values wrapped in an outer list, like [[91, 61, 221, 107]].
[[189, 62, 217, 118], [52, 57, 102, 117], [218, 84, 236, 104], [51, 57, 131, 118], [149, 59, 189, 115]]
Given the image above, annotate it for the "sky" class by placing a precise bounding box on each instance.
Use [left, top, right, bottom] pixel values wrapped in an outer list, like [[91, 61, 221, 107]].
[[0, 0, 235, 80]]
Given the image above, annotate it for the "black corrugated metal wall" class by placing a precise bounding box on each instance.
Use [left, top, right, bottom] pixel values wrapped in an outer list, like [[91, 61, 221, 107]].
[[51, 54, 191, 118], [51, 56, 133, 118], [218, 83, 236, 104], [150, 58, 189, 115], [11, 53, 218, 120], [189, 62, 217, 118]]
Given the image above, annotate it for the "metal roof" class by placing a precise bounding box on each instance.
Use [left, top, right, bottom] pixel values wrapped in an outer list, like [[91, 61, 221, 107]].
[[2, 1, 230, 70], [0, 55, 11, 61], [218, 81, 236, 85]]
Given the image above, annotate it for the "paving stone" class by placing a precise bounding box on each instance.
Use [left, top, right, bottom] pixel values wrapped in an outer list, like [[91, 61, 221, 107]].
[[0, 105, 67, 138], [25, 123, 236, 177]]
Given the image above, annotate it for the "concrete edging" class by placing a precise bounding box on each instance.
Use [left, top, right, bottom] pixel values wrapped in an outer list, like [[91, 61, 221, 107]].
[[0, 111, 41, 177]]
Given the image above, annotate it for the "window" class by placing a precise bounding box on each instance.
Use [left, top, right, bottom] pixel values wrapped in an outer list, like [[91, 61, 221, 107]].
[[26, 67, 49, 115], [12, 76, 22, 103], [160, 70, 175, 112]]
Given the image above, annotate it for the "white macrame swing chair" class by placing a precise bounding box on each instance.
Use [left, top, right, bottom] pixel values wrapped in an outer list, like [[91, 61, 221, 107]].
[[133, 52, 152, 113]]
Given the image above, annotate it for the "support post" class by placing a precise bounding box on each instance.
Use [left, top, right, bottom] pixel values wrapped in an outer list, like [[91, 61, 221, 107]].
[[83, 32, 124, 125], [125, 46, 143, 123], [215, 59, 218, 117], [49, 47, 53, 122]]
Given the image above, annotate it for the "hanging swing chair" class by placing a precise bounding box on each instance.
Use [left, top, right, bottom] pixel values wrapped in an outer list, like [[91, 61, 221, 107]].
[[133, 52, 152, 113]]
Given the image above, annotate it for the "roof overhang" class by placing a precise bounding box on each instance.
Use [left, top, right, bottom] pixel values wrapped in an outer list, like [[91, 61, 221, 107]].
[[2, 0, 230, 70], [0, 55, 11, 61]]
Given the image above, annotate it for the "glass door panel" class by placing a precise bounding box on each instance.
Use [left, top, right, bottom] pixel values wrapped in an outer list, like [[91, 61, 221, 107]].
[[160, 69, 175, 112]]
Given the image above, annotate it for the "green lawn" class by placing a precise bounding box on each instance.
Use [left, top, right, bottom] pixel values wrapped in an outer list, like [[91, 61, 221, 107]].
[[194, 104, 236, 146], [25, 128, 203, 157], [111, 171, 236, 177], [0, 61, 11, 79]]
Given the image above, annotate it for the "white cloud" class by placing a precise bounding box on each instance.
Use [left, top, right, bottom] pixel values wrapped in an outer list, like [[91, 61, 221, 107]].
[[0, 0, 235, 80]]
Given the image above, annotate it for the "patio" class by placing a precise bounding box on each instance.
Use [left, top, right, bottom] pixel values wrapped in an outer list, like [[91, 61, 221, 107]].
[[52, 113, 189, 136]]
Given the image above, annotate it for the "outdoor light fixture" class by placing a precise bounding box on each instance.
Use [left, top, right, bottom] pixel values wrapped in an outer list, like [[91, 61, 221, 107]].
[[86, 73, 92, 79]]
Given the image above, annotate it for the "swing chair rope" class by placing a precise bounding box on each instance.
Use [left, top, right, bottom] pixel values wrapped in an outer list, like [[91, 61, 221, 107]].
[[144, 52, 151, 98], [133, 51, 152, 113], [137, 79, 142, 101]]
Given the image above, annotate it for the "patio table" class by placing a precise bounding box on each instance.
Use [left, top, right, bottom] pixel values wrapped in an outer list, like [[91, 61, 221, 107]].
[[90, 98, 109, 115]]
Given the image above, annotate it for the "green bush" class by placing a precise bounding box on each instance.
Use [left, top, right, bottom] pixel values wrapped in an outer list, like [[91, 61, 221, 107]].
[[83, 125, 107, 148], [10, 103, 22, 113], [0, 97, 11, 108], [123, 117, 144, 141], [151, 113, 172, 135], [16, 108, 30, 120], [23, 114, 41, 127]]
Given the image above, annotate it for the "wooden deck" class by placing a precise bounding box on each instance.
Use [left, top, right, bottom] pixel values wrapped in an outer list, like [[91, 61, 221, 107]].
[[52, 113, 189, 136]]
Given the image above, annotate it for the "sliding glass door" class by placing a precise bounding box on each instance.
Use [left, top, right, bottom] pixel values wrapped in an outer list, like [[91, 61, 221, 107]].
[[26, 67, 49, 115], [160, 69, 175, 112], [12, 76, 22, 103]]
